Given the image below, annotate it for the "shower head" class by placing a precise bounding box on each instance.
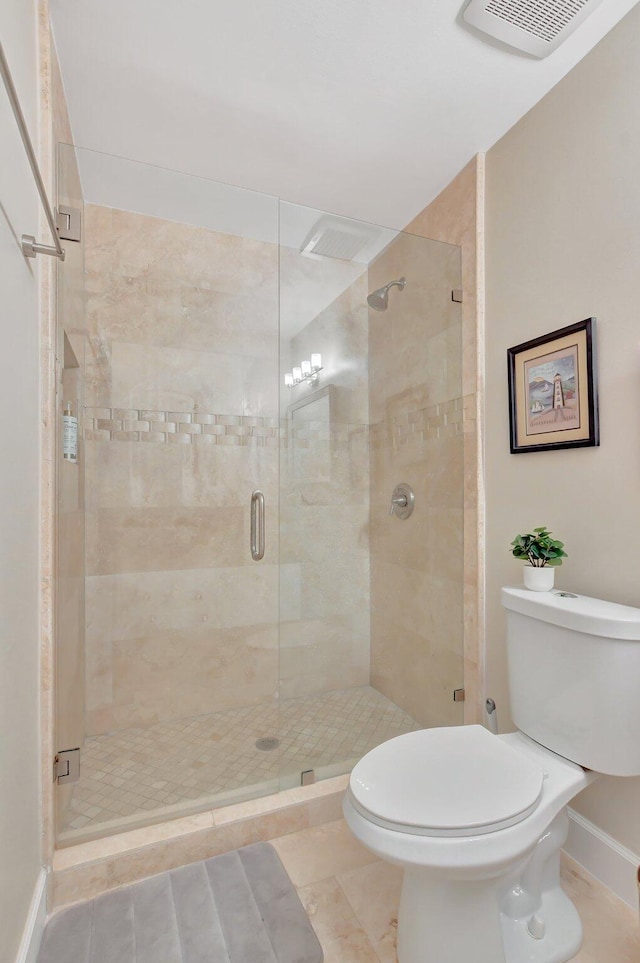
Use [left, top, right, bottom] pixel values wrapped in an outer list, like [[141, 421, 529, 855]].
[[367, 277, 406, 311]]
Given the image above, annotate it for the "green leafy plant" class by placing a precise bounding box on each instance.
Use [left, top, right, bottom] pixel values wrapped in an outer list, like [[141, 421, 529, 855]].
[[510, 527, 567, 568]]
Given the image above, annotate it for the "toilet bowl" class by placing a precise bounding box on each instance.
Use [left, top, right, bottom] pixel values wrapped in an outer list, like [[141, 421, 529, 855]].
[[343, 588, 640, 963], [344, 727, 596, 963]]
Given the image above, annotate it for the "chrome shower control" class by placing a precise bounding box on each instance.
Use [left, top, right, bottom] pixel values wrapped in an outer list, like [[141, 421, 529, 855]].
[[389, 483, 415, 520]]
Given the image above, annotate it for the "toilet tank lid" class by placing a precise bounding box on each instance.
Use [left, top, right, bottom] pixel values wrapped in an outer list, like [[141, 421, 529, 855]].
[[502, 587, 640, 640]]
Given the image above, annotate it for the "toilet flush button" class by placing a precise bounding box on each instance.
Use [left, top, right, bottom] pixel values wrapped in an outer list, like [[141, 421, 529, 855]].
[[528, 914, 546, 940]]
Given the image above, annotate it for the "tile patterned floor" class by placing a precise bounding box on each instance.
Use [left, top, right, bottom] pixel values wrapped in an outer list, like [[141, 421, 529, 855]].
[[61, 686, 418, 841], [272, 819, 640, 963]]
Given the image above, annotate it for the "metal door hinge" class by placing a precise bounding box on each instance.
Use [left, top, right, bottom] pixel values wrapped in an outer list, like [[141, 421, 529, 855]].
[[56, 206, 81, 243], [54, 748, 80, 784], [451, 289, 463, 303], [453, 688, 466, 703]]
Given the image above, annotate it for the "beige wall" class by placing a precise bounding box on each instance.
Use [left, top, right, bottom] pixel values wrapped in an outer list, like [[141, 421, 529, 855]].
[[485, 4, 640, 853], [0, 1, 44, 958], [368, 231, 466, 727]]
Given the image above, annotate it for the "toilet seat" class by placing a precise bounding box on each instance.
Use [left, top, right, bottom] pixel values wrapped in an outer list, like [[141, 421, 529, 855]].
[[349, 725, 545, 837]]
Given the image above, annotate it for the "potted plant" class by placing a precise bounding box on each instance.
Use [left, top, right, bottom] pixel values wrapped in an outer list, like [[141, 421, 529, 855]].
[[510, 527, 567, 592]]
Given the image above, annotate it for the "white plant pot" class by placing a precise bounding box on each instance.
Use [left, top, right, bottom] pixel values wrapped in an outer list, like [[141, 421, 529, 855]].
[[523, 565, 555, 592]]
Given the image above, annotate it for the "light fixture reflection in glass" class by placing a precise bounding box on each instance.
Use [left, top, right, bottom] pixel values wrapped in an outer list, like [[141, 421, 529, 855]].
[[284, 353, 323, 388]]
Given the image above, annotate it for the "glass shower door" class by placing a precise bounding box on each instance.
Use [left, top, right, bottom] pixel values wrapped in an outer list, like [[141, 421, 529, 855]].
[[277, 201, 465, 791], [56, 146, 283, 843], [54, 144, 466, 845]]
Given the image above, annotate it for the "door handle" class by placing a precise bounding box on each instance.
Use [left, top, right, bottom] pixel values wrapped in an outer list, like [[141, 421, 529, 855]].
[[251, 490, 265, 561]]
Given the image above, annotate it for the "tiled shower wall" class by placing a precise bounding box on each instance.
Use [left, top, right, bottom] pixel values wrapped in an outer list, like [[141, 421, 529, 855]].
[[81, 205, 371, 738], [280, 277, 370, 702], [82, 205, 281, 735], [369, 231, 466, 728]]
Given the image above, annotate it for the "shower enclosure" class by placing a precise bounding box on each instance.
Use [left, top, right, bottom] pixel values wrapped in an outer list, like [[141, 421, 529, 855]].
[[55, 145, 465, 845]]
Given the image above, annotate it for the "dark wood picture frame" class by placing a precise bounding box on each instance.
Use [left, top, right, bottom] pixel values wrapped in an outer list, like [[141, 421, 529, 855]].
[[507, 318, 599, 454]]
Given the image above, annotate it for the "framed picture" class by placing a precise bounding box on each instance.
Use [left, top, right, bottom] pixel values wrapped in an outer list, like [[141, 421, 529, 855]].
[[507, 318, 599, 454]]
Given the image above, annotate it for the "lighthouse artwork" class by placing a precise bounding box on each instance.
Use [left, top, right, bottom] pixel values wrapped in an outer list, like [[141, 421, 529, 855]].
[[507, 318, 598, 453], [524, 346, 580, 435]]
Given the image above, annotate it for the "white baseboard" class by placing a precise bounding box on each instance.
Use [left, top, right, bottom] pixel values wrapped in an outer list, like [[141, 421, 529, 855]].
[[565, 808, 639, 911], [15, 869, 47, 963]]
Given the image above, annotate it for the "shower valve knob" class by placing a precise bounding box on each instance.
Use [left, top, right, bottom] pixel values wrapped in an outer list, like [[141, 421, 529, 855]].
[[389, 484, 415, 520]]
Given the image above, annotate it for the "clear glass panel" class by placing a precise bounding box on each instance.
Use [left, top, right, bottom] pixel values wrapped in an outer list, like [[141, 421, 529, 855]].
[[53, 146, 464, 846], [278, 202, 464, 791], [56, 146, 281, 844]]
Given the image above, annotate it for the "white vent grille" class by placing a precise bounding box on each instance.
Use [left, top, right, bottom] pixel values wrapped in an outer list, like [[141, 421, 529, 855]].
[[485, 0, 589, 42], [300, 216, 376, 261], [462, 0, 605, 57]]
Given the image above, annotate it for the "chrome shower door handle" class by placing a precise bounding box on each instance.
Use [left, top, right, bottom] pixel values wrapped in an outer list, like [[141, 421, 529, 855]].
[[251, 490, 265, 561]]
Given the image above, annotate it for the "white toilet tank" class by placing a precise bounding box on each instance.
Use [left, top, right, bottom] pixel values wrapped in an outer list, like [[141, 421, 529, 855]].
[[502, 587, 640, 776]]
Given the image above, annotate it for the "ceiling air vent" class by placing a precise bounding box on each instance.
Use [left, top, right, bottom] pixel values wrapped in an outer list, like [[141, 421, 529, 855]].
[[462, 0, 605, 57], [299, 216, 376, 262]]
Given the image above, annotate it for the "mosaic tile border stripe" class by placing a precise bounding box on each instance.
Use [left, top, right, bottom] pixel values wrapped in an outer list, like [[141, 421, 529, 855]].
[[370, 396, 472, 449], [83, 407, 371, 447], [84, 408, 283, 446], [83, 399, 472, 447]]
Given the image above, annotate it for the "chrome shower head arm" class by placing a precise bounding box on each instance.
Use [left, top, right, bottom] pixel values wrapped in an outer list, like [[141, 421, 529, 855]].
[[366, 277, 407, 311]]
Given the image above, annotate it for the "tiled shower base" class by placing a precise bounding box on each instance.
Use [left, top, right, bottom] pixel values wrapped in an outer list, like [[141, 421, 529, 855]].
[[60, 686, 419, 845]]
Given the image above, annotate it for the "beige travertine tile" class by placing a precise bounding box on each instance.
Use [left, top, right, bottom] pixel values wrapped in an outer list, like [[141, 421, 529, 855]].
[[63, 687, 414, 839], [53, 860, 111, 908], [561, 854, 640, 962], [299, 877, 363, 944], [279, 617, 370, 700], [308, 792, 346, 827], [86, 506, 246, 575], [285, 824, 638, 963], [53, 810, 215, 870], [337, 860, 403, 963], [72, 178, 480, 852], [321, 925, 381, 963], [80, 204, 289, 751], [298, 876, 382, 962], [110, 624, 278, 725], [53, 816, 639, 963], [55, 778, 349, 872], [272, 818, 378, 888], [85, 566, 279, 645]]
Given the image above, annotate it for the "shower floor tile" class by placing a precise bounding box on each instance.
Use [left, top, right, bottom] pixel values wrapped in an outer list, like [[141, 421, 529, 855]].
[[60, 686, 419, 842]]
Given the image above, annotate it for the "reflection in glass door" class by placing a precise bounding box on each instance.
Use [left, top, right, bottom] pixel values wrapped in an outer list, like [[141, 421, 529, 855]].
[[277, 202, 465, 791]]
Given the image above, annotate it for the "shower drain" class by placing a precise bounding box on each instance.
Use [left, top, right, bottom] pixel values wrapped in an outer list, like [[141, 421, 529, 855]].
[[255, 737, 280, 751]]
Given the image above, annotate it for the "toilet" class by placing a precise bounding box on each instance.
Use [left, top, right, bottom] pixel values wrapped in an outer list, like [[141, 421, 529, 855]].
[[343, 587, 640, 963]]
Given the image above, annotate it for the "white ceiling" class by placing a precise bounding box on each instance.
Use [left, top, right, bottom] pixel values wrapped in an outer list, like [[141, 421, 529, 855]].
[[50, 0, 638, 232]]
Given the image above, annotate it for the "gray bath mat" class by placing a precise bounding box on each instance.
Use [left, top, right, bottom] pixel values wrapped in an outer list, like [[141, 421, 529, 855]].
[[38, 842, 323, 963]]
